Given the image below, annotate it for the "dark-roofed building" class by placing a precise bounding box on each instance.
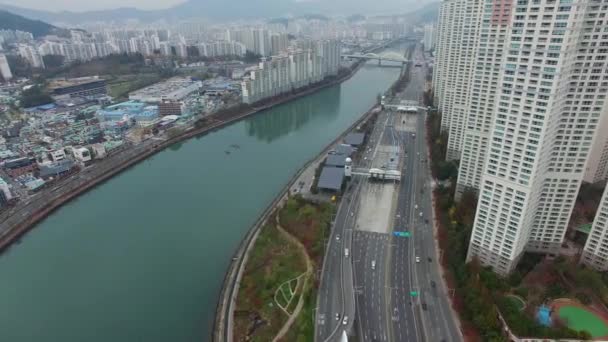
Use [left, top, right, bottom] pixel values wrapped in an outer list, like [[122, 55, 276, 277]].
[[4, 157, 36, 177], [326, 154, 347, 167], [39, 159, 75, 179], [317, 167, 344, 191], [344, 132, 365, 147], [335, 144, 354, 156]]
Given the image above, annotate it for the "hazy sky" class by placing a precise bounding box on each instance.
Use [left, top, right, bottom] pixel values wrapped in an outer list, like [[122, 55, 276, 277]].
[[0, 0, 187, 11]]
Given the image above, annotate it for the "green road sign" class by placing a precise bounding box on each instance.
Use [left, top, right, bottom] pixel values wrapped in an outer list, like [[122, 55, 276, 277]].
[[393, 231, 411, 238], [410, 291, 418, 297]]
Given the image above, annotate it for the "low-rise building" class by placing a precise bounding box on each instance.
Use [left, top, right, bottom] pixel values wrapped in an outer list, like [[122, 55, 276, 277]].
[[3, 157, 36, 177], [0, 176, 12, 206], [73, 147, 92, 163], [48, 76, 107, 100], [128, 77, 202, 103]]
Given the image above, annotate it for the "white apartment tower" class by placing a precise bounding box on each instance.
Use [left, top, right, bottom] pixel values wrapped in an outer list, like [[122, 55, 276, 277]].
[[455, 0, 513, 198], [0, 53, 12, 81], [423, 23, 437, 52], [432, 0, 484, 160], [467, 0, 608, 275], [582, 185, 608, 271], [583, 106, 608, 183]]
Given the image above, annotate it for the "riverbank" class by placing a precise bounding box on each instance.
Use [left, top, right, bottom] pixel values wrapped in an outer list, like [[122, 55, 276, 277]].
[[212, 96, 382, 341], [0, 60, 365, 255]]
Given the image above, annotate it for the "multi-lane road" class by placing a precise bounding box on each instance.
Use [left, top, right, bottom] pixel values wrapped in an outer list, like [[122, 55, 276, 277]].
[[316, 45, 462, 342]]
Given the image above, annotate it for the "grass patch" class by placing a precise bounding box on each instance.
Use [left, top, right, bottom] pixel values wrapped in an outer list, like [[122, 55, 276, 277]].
[[234, 196, 334, 341], [234, 222, 307, 342]]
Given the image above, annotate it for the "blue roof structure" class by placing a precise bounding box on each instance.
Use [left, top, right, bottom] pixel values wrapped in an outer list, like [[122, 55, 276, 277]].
[[97, 101, 158, 121]]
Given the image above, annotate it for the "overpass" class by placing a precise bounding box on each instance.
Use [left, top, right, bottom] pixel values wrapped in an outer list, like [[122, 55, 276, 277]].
[[343, 52, 409, 66], [351, 167, 401, 181]]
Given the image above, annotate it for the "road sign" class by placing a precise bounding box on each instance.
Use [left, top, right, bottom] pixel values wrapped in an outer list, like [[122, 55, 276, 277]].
[[393, 231, 411, 237], [409, 291, 418, 297]]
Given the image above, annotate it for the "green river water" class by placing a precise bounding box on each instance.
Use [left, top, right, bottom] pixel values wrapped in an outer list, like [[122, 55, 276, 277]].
[[0, 48, 405, 341]]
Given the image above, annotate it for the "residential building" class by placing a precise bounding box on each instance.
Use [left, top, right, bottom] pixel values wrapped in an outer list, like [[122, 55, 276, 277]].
[[465, 0, 608, 275], [271, 33, 289, 55], [423, 23, 436, 51], [454, 0, 512, 199], [242, 40, 339, 104], [0, 177, 11, 206], [582, 186, 608, 271], [18, 44, 45, 68], [584, 108, 608, 184], [0, 53, 12, 81], [252, 29, 271, 56]]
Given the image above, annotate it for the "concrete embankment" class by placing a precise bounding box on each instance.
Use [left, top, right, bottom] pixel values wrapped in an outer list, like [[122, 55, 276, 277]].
[[211, 101, 381, 342], [0, 62, 364, 255]]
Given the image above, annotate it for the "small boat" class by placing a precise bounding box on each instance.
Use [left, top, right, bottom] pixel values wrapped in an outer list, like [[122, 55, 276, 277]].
[[225, 150, 231, 155]]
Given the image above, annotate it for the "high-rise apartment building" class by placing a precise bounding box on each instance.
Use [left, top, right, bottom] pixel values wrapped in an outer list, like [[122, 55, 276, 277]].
[[584, 107, 608, 184], [0, 53, 12, 81], [454, 0, 512, 198], [582, 185, 608, 271], [242, 40, 340, 104], [18, 44, 44, 68], [271, 33, 288, 56], [464, 0, 608, 275], [423, 23, 437, 51], [432, 0, 483, 162]]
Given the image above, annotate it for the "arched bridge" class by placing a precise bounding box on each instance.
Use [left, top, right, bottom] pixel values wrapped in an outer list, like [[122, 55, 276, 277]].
[[343, 52, 409, 64]]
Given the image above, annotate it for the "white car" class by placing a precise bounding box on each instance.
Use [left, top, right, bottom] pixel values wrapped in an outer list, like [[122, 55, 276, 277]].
[[415, 256, 421, 263], [336, 234, 340, 241], [371, 260, 376, 270], [342, 316, 349, 325]]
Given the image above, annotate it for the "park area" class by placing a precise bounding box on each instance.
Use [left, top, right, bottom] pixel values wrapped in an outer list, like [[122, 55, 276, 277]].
[[492, 254, 608, 340], [233, 196, 333, 342]]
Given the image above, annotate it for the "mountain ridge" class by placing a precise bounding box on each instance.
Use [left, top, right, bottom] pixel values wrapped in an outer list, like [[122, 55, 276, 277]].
[[0, 1, 439, 25], [0, 10, 67, 37]]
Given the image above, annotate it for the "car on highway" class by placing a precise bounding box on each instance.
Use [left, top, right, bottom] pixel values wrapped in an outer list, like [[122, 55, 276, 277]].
[[371, 260, 376, 270], [342, 316, 349, 325], [336, 234, 340, 241], [335, 313, 340, 321], [415, 256, 421, 263], [344, 248, 349, 257]]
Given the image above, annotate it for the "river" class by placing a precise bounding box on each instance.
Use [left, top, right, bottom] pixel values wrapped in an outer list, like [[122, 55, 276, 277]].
[[0, 46, 406, 342]]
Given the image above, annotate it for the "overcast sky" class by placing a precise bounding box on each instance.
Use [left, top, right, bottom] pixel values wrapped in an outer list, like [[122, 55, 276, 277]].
[[0, 0, 187, 11]]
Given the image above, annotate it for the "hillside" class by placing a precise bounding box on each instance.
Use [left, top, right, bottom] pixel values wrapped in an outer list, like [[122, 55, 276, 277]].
[[0, 0, 439, 24], [0, 10, 65, 38]]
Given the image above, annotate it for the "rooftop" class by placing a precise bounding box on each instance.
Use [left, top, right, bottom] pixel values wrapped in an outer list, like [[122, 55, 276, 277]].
[[344, 132, 365, 146], [48, 76, 104, 90], [318, 166, 344, 191]]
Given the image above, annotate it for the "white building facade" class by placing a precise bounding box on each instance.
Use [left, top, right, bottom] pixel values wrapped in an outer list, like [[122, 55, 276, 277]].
[[582, 186, 608, 271], [0, 53, 12, 81], [241, 40, 340, 104], [466, 0, 608, 275]]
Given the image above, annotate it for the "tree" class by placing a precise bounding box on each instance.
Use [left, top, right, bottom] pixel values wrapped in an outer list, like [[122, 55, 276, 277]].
[[6, 55, 33, 77], [243, 51, 262, 63], [42, 54, 65, 69], [19, 85, 53, 108]]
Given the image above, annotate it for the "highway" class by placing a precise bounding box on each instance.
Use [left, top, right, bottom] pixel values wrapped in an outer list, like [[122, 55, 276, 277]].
[[316, 44, 462, 342], [388, 46, 461, 342]]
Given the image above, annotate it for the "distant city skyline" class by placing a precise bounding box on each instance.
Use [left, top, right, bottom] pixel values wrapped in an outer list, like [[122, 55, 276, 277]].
[[0, 0, 187, 12]]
